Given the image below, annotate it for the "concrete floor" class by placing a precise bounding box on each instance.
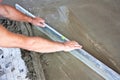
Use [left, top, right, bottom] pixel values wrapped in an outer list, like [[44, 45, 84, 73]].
[[2, 0, 120, 80]]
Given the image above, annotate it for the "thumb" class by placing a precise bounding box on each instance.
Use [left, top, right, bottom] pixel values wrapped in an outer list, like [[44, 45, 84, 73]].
[[37, 22, 45, 27]]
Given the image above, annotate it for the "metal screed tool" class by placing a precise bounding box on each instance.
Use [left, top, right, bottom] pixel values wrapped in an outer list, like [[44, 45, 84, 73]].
[[15, 4, 120, 80]]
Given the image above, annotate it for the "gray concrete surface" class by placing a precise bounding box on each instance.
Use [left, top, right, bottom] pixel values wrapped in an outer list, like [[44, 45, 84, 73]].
[[1, 0, 120, 80]]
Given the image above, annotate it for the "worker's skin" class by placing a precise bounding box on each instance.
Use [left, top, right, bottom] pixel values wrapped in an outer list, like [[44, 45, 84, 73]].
[[0, 0, 2, 3], [0, 4, 82, 53]]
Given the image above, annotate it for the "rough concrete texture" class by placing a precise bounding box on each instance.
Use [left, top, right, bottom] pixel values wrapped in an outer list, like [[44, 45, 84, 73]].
[[0, 47, 28, 80], [1, 0, 120, 80]]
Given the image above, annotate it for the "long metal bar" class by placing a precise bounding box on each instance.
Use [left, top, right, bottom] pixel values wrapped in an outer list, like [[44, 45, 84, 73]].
[[15, 4, 120, 80]]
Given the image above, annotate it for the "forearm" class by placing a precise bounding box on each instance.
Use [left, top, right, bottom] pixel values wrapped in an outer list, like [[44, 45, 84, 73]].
[[0, 4, 32, 23], [0, 25, 64, 53], [22, 37, 65, 53], [21, 37, 82, 53]]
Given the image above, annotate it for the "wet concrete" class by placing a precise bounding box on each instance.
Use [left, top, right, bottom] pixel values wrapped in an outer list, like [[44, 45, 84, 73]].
[[1, 0, 120, 80]]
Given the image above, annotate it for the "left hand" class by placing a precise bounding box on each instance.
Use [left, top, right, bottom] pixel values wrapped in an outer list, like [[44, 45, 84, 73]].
[[31, 17, 45, 27]]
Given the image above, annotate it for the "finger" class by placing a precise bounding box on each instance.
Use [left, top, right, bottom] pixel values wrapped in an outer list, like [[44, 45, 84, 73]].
[[74, 43, 82, 47], [75, 45, 82, 48], [37, 18, 45, 23], [70, 41, 82, 49], [37, 23, 45, 27], [40, 22, 45, 25], [74, 43, 82, 48], [40, 19, 45, 23], [39, 20, 45, 27], [70, 41, 80, 46], [40, 22, 45, 27]]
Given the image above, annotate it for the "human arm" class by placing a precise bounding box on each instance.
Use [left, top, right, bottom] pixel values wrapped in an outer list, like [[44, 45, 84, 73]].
[[0, 4, 82, 53], [0, 25, 82, 53], [0, 4, 45, 27]]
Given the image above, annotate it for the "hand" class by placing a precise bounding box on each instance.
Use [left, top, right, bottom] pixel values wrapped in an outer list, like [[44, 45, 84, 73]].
[[31, 17, 45, 27], [63, 41, 82, 51]]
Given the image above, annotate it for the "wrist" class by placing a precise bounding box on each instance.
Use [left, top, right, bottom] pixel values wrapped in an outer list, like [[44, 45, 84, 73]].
[[60, 43, 66, 51], [28, 17, 33, 23], [55, 42, 66, 52]]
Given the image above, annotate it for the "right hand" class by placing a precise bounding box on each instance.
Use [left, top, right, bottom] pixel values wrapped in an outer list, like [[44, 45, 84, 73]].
[[63, 41, 82, 51]]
